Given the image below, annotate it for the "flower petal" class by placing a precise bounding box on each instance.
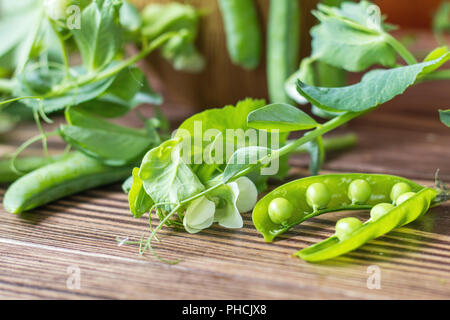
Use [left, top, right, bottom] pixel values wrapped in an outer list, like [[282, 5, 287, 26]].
[[183, 196, 215, 233], [215, 183, 243, 229], [235, 176, 258, 213]]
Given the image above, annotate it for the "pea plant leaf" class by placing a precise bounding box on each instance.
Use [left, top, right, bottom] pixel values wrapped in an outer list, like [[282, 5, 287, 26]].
[[222, 146, 272, 183], [139, 139, 205, 211], [174, 98, 288, 189], [0, 2, 43, 73], [297, 52, 450, 112], [15, 71, 116, 113], [60, 108, 156, 166], [140, 2, 204, 72], [128, 167, 154, 218], [247, 103, 318, 133], [71, 0, 123, 71], [433, 2, 450, 34], [311, 1, 397, 72], [73, 66, 162, 118], [119, 0, 142, 33], [439, 109, 450, 127], [175, 98, 269, 167]]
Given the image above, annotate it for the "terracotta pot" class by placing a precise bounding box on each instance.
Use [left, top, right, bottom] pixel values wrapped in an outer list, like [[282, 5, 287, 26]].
[[132, 0, 318, 111]]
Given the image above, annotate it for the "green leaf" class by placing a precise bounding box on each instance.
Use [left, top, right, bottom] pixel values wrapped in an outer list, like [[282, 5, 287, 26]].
[[32, 78, 115, 113], [141, 3, 204, 72], [139, 139, 205, 211], [60, 109, 155, 165], [297, 52, 450, 112], [74, 66, 162, 117], [433, 2, 450, 33], [141, 3, 198, 39], [439, 109, 450, 127], [119, 0, 142, 33], [15, 66, 117, 113], [174, 98, 289, 189], [71, 0, 122, 71], [177, 98, 266, 136], [422, 46, 450, 74], [222, 146, 272, 183], [0, 2, 42, 72], [247, 103, 318, 132], [122, 175, 133, 193], [311, 1, 396, 72], [175, 98, 270, 167], [128, 167, 153, 218]]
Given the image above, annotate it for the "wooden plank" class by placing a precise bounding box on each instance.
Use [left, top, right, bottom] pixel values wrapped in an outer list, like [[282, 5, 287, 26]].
[[0, 179, 449, 299]]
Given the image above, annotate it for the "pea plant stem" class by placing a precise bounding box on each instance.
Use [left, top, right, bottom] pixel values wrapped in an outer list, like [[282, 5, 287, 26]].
[[384, 33, 418, 65], [422, 69, 450, 81], [290, 132, 357, 154], [49, 19, 70, 77], [50, 32, 179, 95], [278, 112, 363, 158]]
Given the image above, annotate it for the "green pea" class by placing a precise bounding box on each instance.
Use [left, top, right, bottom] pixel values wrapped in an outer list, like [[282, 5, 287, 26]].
[[396, 192, 416, 205], [306, 182, 331, 211], [268, 197, 294, 224], [348, 179, 371, 204], [390, 182, 412, 203], [335, 217, 363, 242], [370, 203, 395, 221]]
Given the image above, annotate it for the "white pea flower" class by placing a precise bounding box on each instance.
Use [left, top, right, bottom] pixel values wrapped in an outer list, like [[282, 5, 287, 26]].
[[44, 0, 68, 20], [183, 196, 215, 234], [183, 177, 258, 233], [234, 176, 258, 213], [213, 182, 243, 229]]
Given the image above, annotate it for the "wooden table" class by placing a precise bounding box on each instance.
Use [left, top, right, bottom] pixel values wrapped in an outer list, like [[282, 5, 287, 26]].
[[1, 35, 450, 298]]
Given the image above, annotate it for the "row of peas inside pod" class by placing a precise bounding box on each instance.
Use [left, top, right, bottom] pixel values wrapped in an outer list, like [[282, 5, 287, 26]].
[[252, 174, 439, 261]]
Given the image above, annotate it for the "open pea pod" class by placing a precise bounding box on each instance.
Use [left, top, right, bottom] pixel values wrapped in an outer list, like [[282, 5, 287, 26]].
[[295, 188, 437, 262], [252, 174, 424, 242]]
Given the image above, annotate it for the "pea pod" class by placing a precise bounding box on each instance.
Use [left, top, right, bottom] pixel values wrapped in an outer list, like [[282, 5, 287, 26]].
[[218, 0, 262, 70], [3, 152, 133, 214], [267, 0, 300, 103], [295, 188, 437, 262], [0, 155, 63, 183], [252, 174, 424, 242]]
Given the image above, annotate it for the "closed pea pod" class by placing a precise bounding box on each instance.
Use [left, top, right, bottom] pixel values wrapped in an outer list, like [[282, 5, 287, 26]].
[[267, 0, 300, 103], [252, 174, 424, 242], [3, 152, 133, 214], [0, 154, 63, 183], [218, 0, 262, 70]]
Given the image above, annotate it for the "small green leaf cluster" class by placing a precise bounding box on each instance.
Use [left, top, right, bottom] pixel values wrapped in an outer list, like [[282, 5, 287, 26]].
[[285, 1, 450, 126]]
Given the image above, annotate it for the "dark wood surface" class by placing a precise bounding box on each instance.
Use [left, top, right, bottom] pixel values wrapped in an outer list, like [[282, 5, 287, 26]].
[[0, 33, 450, 300]]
